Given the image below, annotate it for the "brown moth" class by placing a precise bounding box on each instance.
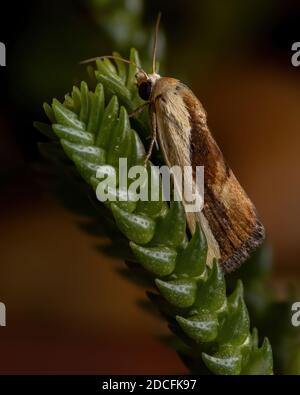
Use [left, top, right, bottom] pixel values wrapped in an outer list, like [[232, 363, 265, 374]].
[[83, 15, 265, 272], [144, 74, 265, 272], [134, 15, 265, 272]]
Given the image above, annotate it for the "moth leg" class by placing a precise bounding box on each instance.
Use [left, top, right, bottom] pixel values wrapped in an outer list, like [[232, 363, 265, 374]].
[[144, 110, 158, 165], [144, 136, 157, 164], [129, 101, 150, 118]]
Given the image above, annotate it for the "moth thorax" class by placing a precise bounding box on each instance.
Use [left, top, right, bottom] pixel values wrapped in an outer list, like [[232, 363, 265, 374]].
[[148, 73, 161, 85]]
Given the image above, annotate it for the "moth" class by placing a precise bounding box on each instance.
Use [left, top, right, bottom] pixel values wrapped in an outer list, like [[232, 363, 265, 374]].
[[83, 15, 265, 272]]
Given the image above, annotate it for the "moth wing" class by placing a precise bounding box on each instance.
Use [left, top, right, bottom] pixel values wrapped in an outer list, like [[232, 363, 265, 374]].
[[151, 79, 265, 272]]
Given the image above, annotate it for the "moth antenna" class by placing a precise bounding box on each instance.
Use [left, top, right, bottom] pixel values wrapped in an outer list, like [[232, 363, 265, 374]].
[[152, 12, 162, 74], [80, 55, 148, 78]]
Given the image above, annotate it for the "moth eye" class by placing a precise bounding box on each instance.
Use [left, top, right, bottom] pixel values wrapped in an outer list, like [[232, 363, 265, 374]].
[[138, 81, 152, 101]]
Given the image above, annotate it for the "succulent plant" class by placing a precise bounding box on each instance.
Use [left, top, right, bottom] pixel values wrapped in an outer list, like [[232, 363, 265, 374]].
[[34, 49, 273, 375]]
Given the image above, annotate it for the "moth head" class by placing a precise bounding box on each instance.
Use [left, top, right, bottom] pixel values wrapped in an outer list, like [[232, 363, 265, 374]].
[[136, 71, 161, 101], [80, 14, 163, 103]]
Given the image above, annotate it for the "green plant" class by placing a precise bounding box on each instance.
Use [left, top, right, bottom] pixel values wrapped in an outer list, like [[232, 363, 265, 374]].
[[34, 49, 273, 375], [228, 245, 300, 374]]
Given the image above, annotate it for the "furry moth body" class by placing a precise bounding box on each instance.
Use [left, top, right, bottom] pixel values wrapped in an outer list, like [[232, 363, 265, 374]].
[[136, 73, 265, 273]]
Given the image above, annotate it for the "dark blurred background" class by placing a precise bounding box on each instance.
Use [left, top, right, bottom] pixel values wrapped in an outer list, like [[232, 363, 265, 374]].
[[0, 0, 300, 374]]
